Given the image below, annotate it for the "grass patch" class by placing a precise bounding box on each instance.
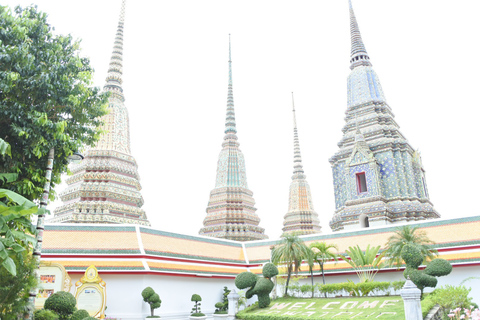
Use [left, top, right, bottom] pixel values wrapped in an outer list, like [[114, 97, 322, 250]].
[[237, 296, 416, 320]]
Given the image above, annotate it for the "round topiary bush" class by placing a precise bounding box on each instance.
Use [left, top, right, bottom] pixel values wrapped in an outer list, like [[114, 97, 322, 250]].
[[262, 263, 278, 279], [401, 243, 423, 268], [34, 309, 59, 320], [71, 309, 89, 320], [44, 291, 77, 320], [235, 272, 257, 289], [191, 293, 204, 316], [424, 258, 453, 277]]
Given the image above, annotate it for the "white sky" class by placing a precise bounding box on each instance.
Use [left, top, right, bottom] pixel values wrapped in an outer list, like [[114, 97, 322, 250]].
[[4, 0, 480, 240]]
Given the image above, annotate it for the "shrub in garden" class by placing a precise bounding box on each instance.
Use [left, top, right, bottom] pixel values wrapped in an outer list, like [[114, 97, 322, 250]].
[[191, 293, 205, 317], [71, 309, 89, 320], [33, 309, 59, 320], [214, 286, 231, 314], [401, 244, 452, 296], [44, 291, 77, 320], [235, 262, 278, 308], [141, 286, 162, 317], [424, 285, 474, 317]]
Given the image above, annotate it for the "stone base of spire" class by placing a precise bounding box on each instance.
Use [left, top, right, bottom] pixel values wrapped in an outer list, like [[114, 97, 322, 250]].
[[329, 198, 439, 231], [283, 210, 321, 236]]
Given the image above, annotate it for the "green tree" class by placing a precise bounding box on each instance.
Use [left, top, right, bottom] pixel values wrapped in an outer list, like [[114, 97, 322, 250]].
[[309, 242, 339, 285], [340, 244, 385, 282], [141, 287, 162, 317], [0, 4, 109, 202], [271, 233, 310, 297], [0, 252, 37, 319], [384, 225, 438, 268]]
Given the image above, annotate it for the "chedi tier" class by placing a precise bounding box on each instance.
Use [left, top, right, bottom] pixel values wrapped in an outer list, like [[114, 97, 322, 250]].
[[199, 36, 267, 241], [328, 0, 439, 231], [282, 94, 321, 235], [51, 2, 150, 225]]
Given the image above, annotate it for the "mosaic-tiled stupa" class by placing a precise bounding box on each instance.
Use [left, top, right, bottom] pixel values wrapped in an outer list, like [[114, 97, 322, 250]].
[[328, 0, 439, 231], [282, 94, 321, 235], [51, 2, 150, 225], [199, 36, 267, 241]]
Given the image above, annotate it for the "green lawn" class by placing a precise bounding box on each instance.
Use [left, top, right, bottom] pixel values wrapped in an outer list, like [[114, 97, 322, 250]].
[[237, 296, 427, 320]]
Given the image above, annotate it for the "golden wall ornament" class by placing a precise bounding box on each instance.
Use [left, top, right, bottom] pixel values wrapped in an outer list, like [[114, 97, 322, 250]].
[[74, 265, 106, 318]]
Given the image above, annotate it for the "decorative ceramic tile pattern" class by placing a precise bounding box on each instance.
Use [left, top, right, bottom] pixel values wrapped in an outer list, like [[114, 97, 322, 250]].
[[328, 2, 439, 231], [51, 4, 150, 226], [283, 98, 321, 235], [199, 37, 266, 241]]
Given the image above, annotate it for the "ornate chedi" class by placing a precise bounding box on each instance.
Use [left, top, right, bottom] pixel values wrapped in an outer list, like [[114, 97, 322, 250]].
[[51, 1, 150, 226], [328, 1, 439, 231], [282, 93, 321, 235], [199, 36, 267, 241]]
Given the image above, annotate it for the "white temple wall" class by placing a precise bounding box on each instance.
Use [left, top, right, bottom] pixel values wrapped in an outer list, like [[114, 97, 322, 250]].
[[66, 273, 237, 320]]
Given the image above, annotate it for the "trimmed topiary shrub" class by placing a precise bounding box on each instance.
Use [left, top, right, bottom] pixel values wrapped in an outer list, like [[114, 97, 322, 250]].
[[191, 293, 205, 317], [235, 263, 279, 308], [142, 286, 162, 317], [34, 309, 59, 320], [401, 243, 452, 296], [424, 258, 453, 277], [71, 309, 89, 320], [44, 291, 77, 320]]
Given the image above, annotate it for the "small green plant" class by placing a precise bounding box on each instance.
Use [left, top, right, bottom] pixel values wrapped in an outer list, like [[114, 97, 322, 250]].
[[142, 287, 162, 317], [71, 309, 89, 320], [191, 293, 205, 317], [214, 286, 231, 314], [44, 291, 77, 320], [33, 309, 59, 320], [235, 262, 279, 308], [424, 285, 474, 318]]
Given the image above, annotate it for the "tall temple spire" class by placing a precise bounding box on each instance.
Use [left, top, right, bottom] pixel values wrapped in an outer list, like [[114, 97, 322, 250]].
[[104, 0, 126, 102], [291, 93, 305, 179], [51, 0, 150, 226], [199, 36, 267, 241], [349, 0, 371, 69], [282, 93, 321, 235], [328, 0, 438, 231]]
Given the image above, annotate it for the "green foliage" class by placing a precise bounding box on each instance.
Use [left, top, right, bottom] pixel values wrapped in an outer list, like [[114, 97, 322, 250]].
[[33, 309, 59, 320], [0, 251, 37, 319], [71, 309, 89, 320], [0, 4, 109, 202], [191, 293, 204, 316], [401, 244, 423, 268], [235, 272, 258, 290], [44, 291, 77, 320], [214, 286, 230, 314], [262, 263, 279, 279], [235, 264, 278, 308], [0, 187, 42, 275], [401, 243, 452, 296], [424, 258, 452, 277], [384, 225, 438, 268], [81, 317, 97, 320], [420, 296, 437, 318], [271, 233, 310, 296], [430, 285, 473, 313], [142, 287, 161, 317], [340, 244, 385, 282], [309, 242, 339, 285]]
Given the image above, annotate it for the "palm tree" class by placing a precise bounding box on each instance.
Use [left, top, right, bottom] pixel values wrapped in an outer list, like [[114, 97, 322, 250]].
[[309, 242, 339, 285], [340, 244, 385, 282], [271, 233, 310, 297], [303, 247, 316, 298], [384, 225, 438, 268]]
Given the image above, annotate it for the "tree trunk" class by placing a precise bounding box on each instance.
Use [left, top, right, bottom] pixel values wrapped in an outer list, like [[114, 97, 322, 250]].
[[321, 264, 327, 298], [310, 269, 314, 298], [285, 264, 292, 296]]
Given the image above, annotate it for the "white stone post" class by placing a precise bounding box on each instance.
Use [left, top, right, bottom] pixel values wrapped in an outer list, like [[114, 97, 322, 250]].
[[400, 277, 423, 320], [227, 289, 240, 320]]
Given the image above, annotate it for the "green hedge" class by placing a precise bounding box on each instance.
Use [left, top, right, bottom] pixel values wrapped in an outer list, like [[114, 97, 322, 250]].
[[286, 280, 405, 298]]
